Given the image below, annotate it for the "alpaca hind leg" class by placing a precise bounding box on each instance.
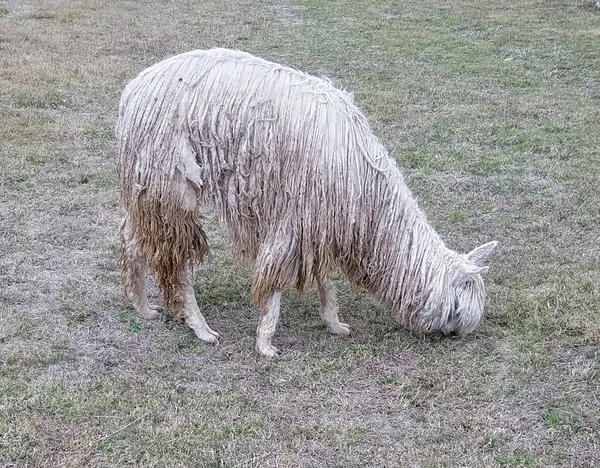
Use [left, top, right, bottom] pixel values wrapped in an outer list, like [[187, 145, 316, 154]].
[[118, 216, 160, 320], [317, 277, 351, 335], [256, 291, 282, 357], [179, 266, 220, 344]]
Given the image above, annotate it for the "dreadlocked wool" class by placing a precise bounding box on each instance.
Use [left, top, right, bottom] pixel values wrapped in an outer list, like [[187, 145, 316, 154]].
[[116, 48, 497, 349]]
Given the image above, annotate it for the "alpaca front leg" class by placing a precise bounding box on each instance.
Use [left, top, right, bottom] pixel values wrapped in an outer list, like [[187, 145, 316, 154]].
[[118, 216, 160, 320], [317, 277, 351, 335], [256, 292, 282, 357], [180, 267, 220, 344]]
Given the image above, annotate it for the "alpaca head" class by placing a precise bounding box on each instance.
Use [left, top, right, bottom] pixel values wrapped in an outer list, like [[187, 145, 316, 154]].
[[437, 241, 498, 337]]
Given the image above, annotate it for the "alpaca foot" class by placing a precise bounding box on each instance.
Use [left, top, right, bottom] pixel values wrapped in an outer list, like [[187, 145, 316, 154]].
[[256, 341, 280, 358], [329, 322, 351, 336], [186, 317, 220, 344], [192, 326, 220, 344], [137, 304, 161, 320]]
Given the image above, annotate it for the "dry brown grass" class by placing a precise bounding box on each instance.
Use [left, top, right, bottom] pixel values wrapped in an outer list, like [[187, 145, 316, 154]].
[[1, 0, 599, 467]]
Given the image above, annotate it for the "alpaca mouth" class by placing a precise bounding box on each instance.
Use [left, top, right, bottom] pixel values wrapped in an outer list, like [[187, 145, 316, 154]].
[[443, 330, 460, 338]]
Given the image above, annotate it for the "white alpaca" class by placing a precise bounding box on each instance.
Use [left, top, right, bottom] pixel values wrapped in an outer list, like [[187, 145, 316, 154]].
[[116, 48, 498, 356]]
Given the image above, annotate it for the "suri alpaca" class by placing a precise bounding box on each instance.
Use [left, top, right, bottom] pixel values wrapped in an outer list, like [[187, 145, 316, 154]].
[[116, 48, 498, 357]]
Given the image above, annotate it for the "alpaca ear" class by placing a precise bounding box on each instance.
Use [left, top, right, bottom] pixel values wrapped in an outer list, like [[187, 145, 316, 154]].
[[467, 241, 498, 267]]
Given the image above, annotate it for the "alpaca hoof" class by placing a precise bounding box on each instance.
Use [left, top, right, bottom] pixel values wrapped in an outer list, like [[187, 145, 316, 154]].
[[256, 342, 280, 358], [329, 322, 351, 336], [138, 305, 161, 320]]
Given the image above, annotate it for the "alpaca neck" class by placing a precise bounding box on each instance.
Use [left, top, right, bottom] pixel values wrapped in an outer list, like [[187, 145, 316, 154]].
[[340, 173, 452, 325]]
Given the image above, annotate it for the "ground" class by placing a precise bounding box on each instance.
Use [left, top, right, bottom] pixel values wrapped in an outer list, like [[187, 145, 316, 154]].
[[1, 0, 599, 467]]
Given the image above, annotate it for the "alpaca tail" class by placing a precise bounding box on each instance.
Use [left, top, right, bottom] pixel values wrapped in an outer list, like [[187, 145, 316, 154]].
[[125, 181, 208, 316], [116, 71, 209, 316]]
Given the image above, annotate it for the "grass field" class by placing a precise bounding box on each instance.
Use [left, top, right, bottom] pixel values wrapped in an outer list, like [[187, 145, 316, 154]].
[[1, 0, 599, 466]]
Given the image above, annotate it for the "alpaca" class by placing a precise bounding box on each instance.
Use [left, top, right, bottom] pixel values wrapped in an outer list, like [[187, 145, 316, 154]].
[[116, 48, 498, 356]]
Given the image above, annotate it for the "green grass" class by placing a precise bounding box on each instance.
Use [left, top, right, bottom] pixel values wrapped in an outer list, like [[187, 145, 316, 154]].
[[1, 0, 599, 466], [495, 452, 560, 467]]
